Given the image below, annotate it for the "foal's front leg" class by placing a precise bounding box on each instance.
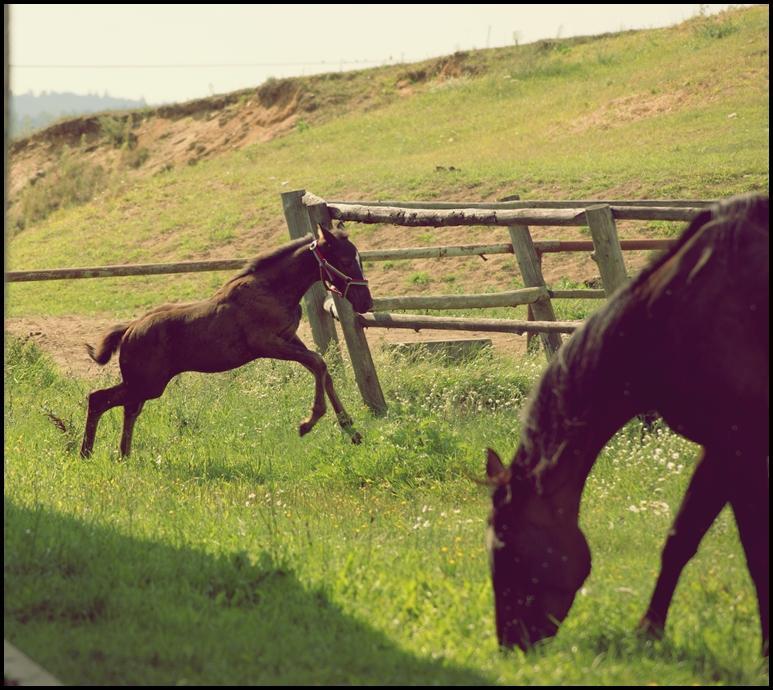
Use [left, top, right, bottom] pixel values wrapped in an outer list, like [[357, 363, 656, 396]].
[[268, 337, 362, 444], [286, 335, 362, 444]]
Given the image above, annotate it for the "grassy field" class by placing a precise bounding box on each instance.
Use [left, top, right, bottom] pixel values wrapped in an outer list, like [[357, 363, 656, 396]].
[[4, 5, 769, 686], [4, 338, 768, 685]]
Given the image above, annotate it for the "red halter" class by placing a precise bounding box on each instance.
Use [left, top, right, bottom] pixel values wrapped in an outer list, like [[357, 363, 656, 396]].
[[308, 239, 368, 300]]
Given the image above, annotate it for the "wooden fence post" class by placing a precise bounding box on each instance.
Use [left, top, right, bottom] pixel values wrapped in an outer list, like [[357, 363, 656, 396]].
[[332, 295, 388, 415], [507, 225, 563, 358], [525, 250, 545, 354], [501, 193, 559, 357], [302, 191, 387, 415], [281, 190, 340, 356], [585, 204, 628, 297]]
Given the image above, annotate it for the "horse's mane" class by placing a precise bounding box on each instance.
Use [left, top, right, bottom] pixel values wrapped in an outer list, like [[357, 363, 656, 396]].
[[517, 193, 769, 471], [225, 235, 314, 284]]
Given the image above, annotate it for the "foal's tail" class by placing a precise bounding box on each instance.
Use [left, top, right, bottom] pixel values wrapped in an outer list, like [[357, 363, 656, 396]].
[[86, 324, 129, 365]]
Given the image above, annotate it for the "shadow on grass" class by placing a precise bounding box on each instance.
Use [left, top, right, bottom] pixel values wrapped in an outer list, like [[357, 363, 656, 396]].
[[4, 500, 491, 686]]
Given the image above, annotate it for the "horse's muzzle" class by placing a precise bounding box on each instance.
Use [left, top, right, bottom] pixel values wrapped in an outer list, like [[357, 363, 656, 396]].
[[351, 293, 373, 314], [344, 283, 372, 313]]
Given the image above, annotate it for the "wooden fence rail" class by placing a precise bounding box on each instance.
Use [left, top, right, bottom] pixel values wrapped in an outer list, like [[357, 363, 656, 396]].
[[5, 259, 248, 283], [358, 312, 581, 335], [325, 203, 702, 227], [5, 239, 676, 283], [371, 287, 547, 312], [328, 198, 714, 209]]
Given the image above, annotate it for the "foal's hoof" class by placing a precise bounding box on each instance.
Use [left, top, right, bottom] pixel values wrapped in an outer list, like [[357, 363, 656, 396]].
[[299, 421, 314, 437], [336, 413, 361, 444]]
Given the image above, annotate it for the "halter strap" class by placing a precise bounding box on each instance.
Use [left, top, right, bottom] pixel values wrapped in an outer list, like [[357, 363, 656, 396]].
[[308, 239, 368, 300]]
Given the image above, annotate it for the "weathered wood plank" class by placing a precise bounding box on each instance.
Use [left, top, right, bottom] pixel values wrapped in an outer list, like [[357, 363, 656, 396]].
[[359, 312, 580, 334], [301, 191, 333, 228], [327, 203, 589, 227], [535, 239, 675, 254], [361, 243, 513, 261], [611, 206, 697, 221], [362, 239, 675, 262], [331, 294, 387, 414], [327, 203, 702, 227], [328, 198, 714, 210], [5, 259, 249, 282], [372, 287, 547, 312], [507, 224, 563, 357], [549, 289, 606, 300]]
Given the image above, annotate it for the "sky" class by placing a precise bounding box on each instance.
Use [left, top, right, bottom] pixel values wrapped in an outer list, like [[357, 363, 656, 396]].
[[9, 4, 747, 105]]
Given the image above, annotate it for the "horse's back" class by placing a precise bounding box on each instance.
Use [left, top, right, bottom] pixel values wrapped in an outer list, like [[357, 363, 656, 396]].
[[117, 300, 236, 395], [645, 194, 768, 452], [116, 283, 303, 393]]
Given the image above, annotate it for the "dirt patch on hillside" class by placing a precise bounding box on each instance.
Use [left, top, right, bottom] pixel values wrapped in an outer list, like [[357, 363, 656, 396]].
[[8, 85, 303, 209], [567, 89, 714, 134], [8, 50, 484, 224], [396, 51, 480, 93], [6, 315, 122, 380]]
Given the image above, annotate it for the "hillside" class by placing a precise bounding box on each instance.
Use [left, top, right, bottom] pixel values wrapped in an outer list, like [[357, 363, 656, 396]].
[[6, 6, 769, 334], [7, 52, 479, 226]]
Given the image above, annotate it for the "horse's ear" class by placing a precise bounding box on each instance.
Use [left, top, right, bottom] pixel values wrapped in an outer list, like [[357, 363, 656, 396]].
[[486, 447, 505, 478], [486, 448, 510, 488], [319, 222, 335, 244]]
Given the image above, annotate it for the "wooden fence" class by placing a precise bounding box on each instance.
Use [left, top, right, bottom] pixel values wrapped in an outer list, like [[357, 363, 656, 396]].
[[6, 190, 715, 416], [282, 191, 714, 413]]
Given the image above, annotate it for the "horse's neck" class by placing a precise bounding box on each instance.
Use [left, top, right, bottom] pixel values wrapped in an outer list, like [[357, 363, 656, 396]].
[[283, 244, 324, 304], [520, 298, 649, 500]]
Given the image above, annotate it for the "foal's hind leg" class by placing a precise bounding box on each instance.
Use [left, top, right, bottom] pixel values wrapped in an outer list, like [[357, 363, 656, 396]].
[[120, 399, 145, 458], [638, 449, 728, 639], [285, 335, 362, 444], [80, 383, 129, 457]]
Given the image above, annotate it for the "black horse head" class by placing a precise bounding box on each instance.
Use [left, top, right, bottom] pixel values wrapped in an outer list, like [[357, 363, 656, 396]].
[[485, 447, 591, 651], [314, 224, 373, 314]]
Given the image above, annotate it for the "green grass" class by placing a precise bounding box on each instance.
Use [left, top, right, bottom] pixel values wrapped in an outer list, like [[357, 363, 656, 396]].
[[4, 338, 768, 685]]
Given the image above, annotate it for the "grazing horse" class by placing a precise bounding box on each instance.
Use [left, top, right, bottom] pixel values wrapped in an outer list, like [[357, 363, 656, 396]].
[[485, 193, 769, 655], [80, 224, 372, 457]]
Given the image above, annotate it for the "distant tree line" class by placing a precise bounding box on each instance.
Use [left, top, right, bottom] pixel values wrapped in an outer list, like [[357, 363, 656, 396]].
[[10, 90, 147, 138]]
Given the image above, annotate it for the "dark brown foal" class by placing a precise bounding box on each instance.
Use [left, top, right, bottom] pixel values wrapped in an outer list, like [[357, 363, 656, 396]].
[[81, 225, 372, 457]]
